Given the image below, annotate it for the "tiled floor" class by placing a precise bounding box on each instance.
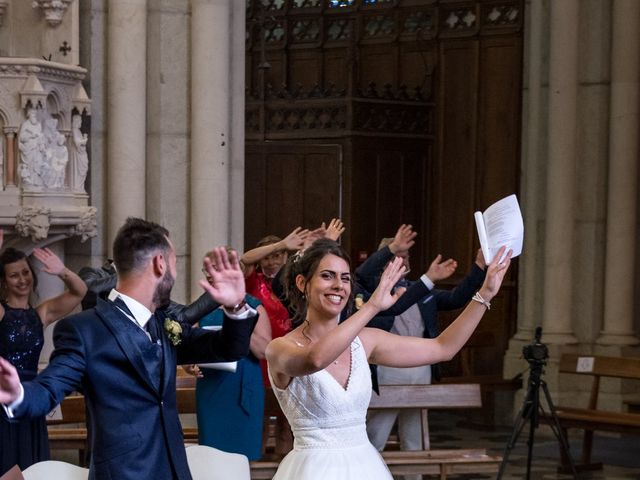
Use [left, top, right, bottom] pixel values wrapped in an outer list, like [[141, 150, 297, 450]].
[[421, 411, 640, 479]]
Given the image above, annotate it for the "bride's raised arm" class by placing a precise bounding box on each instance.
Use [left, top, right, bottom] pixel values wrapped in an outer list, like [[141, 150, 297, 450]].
[[362, 246, 512, 368]]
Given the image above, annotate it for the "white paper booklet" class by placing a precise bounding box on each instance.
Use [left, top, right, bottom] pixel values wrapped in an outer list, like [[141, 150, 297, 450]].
[[474, 194, 523, 263], [198, 324, 237, 372]]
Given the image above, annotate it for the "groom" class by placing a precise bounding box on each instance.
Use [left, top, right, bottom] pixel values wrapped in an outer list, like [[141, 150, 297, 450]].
[[0, 217, 257, 480]]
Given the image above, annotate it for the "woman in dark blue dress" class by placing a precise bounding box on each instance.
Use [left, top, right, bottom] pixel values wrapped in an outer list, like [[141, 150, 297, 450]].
[[0, 244, 87, 474], [191, 294, 270, 460]]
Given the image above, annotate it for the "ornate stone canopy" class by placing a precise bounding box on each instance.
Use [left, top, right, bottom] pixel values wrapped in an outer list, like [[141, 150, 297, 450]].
[[0, 57, 95, 250]]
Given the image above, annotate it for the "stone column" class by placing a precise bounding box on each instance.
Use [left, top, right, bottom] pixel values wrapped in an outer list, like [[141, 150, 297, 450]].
[[516, 0, 543, 341], [190, 0, 231, 298], [597, 0, 640, 346], [106, 0, 147, 248], [541, 0, 579, 344], [4, 130, 16, 187], [229, 1, 246, 253]]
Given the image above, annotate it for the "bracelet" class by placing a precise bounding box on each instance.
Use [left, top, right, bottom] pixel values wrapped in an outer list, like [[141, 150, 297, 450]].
[[471, 291, 491, 310], [224, 299, 247, 315]]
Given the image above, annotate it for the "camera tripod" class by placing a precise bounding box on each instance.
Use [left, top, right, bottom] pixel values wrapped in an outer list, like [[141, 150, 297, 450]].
[[496, 359, 579, 479]]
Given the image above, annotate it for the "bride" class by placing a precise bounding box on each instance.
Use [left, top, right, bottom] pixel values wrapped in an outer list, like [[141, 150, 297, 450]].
[[266, 239, 511, 479]]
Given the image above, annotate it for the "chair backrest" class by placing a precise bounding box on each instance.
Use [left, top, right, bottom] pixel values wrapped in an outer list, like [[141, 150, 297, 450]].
[[186, 445, 251, 480], [22, 461, 88, 480]]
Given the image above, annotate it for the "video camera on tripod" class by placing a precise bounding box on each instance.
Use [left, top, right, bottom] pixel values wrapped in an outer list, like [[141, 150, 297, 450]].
[[522, 326, 548, 365]]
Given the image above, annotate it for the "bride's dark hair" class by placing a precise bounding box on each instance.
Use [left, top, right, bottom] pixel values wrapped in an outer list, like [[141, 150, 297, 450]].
[[283, 239, 353, 327]]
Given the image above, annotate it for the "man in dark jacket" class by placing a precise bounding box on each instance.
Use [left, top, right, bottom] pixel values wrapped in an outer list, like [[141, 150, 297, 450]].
[[362, 228, 486, 474]]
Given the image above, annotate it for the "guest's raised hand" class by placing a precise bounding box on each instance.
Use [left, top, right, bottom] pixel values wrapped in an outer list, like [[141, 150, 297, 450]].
[[33, 248, 66, 275], [283, 227, 308, 251], [0, 357, 21, 405], [425, 254, 457, 282], [389, 224, 417, 255], [478, 247, 512, 302], [199, 247, 246, 308], [324, 218, 345, 241], [303, 224, 327, 249], [366, 256, 406, 312]]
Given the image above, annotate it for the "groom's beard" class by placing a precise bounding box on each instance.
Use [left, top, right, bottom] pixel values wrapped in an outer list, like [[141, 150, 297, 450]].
[[153, 269, 175, 309]]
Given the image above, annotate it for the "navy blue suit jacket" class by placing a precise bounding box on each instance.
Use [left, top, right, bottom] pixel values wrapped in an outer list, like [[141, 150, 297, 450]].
[[14, 298, 256, 480]]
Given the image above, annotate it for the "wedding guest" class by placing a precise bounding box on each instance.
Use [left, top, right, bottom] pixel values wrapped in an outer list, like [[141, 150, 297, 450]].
[[0, 236, 87, 475], [184, 248, 272, 460]]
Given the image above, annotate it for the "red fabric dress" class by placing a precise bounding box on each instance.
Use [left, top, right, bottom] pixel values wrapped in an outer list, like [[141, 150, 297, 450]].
[[246, 269, 291, 385]]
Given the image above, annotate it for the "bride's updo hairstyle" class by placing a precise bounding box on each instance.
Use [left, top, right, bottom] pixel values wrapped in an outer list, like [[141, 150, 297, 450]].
[[283, 238, 353, 327]]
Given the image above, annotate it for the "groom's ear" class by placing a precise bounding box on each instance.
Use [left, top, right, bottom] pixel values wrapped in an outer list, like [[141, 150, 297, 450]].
[[151, 252, 166, 278]]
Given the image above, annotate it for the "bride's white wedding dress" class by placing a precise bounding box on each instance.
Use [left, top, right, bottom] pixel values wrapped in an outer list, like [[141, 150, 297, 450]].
[[269, 337, 392, 480]]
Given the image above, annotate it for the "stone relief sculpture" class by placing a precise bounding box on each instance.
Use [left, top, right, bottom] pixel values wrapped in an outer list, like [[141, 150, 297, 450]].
[[44, 118, 68, 189], [72, 206, 98, 241], [19, 108, 70, 190], [70, 114, 88, 192], [18, 107, 47, 189], [15, 206, 51, 242]]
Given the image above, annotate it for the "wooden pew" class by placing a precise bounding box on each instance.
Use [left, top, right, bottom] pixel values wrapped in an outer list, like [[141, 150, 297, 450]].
[[251, 384, 502, 480], [176, 371, 198, 443], [555, 354, 640, 471], [47, 371, 199, 465], [46, 394, 88, 466], [368, 384, 502, 479]]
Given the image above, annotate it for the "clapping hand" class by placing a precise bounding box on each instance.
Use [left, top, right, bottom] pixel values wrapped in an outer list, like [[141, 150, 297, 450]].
[[425, 254, 457, 282], [282, 227, 309, 251], [0, 357, 21, 405], [199, 248, 246, 308], [366, 257, 406, 312], [33, 248, 66, 275]]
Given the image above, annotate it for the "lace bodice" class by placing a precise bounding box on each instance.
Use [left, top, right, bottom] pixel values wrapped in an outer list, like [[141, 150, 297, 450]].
[[270, 337, 372, 450]]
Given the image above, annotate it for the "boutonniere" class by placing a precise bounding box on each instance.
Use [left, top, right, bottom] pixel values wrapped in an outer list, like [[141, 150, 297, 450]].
[[164, 318, 183, 346]]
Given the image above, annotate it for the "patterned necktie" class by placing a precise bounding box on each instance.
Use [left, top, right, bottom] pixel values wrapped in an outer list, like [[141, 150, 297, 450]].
[[147, 313, 160, 344]]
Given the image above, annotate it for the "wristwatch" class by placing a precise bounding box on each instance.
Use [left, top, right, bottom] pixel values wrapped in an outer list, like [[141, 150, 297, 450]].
[[224, 299, 247, 315]]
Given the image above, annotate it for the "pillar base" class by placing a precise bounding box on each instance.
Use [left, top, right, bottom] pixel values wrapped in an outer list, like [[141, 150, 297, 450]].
[[595, 332, 640, 346], [538, 332, 578, 345]]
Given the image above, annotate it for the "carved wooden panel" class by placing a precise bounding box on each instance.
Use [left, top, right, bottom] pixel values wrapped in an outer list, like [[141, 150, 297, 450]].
[[245, 0, 523, 378], [244, 143, 342, 250]]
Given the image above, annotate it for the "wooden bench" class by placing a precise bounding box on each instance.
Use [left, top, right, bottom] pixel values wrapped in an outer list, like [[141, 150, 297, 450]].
[[176, 371, 198, 442], [47, 394, 89, 466], [47, 371, 200, 465], [367, 383, 502, 479], [555, 354, 640, 471], [251, 384, 502, 480]]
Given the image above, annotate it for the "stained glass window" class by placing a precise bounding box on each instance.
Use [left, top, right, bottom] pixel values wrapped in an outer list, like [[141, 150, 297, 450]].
[[329, 0, 355, 8]]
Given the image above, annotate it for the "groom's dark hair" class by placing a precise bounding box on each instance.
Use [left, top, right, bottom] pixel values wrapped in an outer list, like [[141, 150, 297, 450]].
[[113, 217, 171, 275]]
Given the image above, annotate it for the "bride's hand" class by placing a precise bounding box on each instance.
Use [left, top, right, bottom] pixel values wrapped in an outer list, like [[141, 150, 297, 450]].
[[366, 257, 406, 312]]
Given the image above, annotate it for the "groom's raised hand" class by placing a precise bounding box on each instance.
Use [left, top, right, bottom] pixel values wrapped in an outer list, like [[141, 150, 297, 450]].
[[199, 247, 246, 308], [0, 357, 21, 405]]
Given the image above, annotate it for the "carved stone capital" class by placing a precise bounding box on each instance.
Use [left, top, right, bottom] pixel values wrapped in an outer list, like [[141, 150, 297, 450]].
[[72, 206, 97, 242], [32, 0, 73, 27], [15, 206, 51, 242]]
